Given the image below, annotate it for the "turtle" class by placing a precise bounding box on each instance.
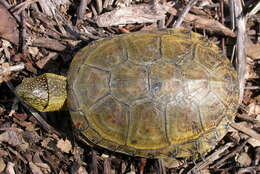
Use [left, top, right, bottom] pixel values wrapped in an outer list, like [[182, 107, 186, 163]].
[[16, 29, 239, 159]]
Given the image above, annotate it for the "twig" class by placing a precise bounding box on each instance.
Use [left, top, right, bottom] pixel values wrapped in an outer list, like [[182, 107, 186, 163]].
[[244, 86, 260, 90], [219, 0, 226, 55], [231, 122, 260, 141], [210, 139, 249, 169], [157, 159, 167, 174], [228, 0, 235, 30], [189, 143, 234, 173], [237, 167, 259, 174], [168, 7, 236, 37], [157, 0, 167, 29], [21, 10, 27, 53], [247, 1, 260, 18], [172, 0, 198, 28], [77, 0, 90, 21], [95, 0, 103, 14], [233, 0, 246, 103], [91, 150, 98, 174], [103, 0, 111, 9], [10, 0, 38, 15], [0, 63, 24, 74]]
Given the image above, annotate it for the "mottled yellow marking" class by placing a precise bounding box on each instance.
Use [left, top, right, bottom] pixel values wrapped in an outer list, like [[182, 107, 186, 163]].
[[16, 73, 67, 112]]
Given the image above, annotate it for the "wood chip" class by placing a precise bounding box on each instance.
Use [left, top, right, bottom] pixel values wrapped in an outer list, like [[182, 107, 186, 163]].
[[247, 137, 260, 147], [0, 3, 19, 45], [231, 122, 260, 141], [29, 162, 43, 174], [96, 3, 170, 27], [246, 38, 260, 60], [56, 139, 72, 153], [236, 152, 252, 167], [0, 129, 25, 146], [32, 38, 66, 51]]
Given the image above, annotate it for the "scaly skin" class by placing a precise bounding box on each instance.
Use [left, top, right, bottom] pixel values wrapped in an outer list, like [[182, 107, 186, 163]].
[[16, 73, 67, 112]]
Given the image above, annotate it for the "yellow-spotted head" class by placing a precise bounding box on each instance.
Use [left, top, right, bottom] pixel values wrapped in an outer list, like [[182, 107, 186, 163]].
[[16, 73, 67, 112]]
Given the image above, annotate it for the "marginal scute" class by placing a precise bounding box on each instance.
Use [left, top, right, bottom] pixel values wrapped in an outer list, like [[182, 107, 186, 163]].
[[194, 44, 223, 71], [70, 110, 88, 131], [176, 142, 198, 158], [210, 64, 238, 106], [199, 92, 226, 131], [81, 128, 103, 144], [198, 130, 218, 156]]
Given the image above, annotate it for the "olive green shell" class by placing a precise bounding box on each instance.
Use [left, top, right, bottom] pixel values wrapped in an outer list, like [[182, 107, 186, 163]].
[[67, 29, 239, 158]]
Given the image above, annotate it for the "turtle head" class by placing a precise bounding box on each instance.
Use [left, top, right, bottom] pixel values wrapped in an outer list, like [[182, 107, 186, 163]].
[[16, 73, 67, 112]]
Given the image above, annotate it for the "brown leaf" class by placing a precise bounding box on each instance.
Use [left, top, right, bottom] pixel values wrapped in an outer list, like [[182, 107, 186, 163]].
[[34, 162, 51, 173], [29, 162, 43, 174], [0, 158, 6, 173], [0, 129, 24, 146], [246, 38, 260, 60], [0, 62, 11, 83], [56, 139, 72, 153], [236, 152, 252, 167], [0, 3, 19, 45], [5, 162, 15, 174], [248, 102, 260, 115]]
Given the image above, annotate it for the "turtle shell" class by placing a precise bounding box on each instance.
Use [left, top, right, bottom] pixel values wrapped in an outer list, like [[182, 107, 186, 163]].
[[67, 29, 239, 158]]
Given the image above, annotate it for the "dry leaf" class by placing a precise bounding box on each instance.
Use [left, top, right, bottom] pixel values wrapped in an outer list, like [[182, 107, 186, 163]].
[[0, 130, 24, 146], [0, 158, 6, 173], [5, 162, 15, 174], [77, 166, 88, 174], [0, 3, 19, 45], [246, 38, 260, 60], [248, 102, 260, 115], [29, 162, 43, 174], [236, 152, 252, 167], [0, 62, 11, 83], [28, 47, 40, 57], [35, 162, 51, 173], [41, 138, 56, 151], [57, 139, 72, 153]]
